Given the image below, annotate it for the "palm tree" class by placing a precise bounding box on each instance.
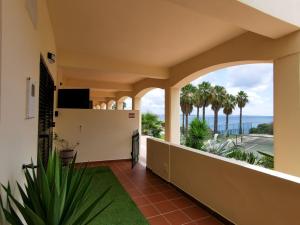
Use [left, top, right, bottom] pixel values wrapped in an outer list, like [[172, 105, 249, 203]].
[[199, 82, 212, 122], [236, 91, 249, 134], [223, 94, 236, 135], [211, 86, 227, 134], [180, 96, 186, 132], [193, 86, 204, 120], [180, 84, 196, 135]]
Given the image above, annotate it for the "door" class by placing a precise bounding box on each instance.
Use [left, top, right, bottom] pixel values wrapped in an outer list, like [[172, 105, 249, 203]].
[[38, 59, 55, 166]]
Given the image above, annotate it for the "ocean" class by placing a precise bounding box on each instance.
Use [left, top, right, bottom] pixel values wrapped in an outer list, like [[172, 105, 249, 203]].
[[158, 115, 273, 134]]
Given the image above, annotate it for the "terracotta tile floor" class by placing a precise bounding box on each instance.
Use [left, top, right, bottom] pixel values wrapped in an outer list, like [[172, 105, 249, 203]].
[[87, 160, 224, 225]]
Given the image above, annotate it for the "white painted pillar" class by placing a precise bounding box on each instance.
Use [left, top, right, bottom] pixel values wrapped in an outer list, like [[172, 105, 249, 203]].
[[133, 97, 141, 133], [133, 97, 141, 110], [107, 101, 115, 110], [274, 53, 300, 176], [100, 103, 106, 110], [117, 100, 123, 110], [165, 87, 180, 144]]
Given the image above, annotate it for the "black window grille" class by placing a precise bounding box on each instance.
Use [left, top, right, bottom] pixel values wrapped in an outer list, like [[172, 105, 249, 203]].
[[38, 59, 54, 166], [131, 130, 140, 168]]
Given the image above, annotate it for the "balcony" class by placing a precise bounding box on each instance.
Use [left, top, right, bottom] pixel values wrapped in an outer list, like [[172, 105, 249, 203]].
[[1, 0, 300, 225]]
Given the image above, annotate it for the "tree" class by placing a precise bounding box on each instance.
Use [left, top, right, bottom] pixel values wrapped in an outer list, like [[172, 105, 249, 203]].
[[223, 94, 236, 135], [180, 84, 196, 136], [193, 86, 204, 120], [186, 118, 211, 150], [236, 91, 249, 134], [198, 82, 212, 122], [249, 123, 273, 135], [180, 97, 186, 133], [142, 113, 163, 138], [211, 86, 227, 134]]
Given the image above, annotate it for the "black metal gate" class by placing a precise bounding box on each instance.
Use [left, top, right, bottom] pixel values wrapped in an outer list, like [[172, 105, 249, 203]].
[[131, 130, 140, 168], [38, 59, 54, 166]]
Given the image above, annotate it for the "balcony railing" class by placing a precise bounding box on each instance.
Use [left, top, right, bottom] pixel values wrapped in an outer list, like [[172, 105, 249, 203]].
[[146, 137, 300, 225]]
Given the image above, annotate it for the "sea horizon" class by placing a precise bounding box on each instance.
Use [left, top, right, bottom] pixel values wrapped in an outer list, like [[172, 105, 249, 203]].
[[152, 114, 273, 134]]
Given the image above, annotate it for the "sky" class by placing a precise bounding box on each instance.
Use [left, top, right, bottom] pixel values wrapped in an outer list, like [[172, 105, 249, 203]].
[[139, 63, 273, 116]]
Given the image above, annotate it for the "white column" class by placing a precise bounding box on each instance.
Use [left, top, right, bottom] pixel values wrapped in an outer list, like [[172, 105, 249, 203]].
[[133, 97, 141, 133], [100, 102, 106, 110], [107, 101, 115, 110], [133, 97, 141, 110], [165, 87, 180, 144], [274, 53, 300, 176], [117, 100, 123, 110]]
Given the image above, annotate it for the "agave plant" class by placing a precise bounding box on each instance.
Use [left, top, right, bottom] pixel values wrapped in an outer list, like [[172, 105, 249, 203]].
[[202, 134, 236, 156], [0, 151, 112, 225], [201, 134, 260, 165]]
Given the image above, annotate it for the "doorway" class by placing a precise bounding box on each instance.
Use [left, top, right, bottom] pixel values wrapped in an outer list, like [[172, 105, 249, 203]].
[[38, 58, 54, 166]]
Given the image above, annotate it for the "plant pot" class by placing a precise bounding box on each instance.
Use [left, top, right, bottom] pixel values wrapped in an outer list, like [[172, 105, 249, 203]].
[[60, 149, 75, 166]]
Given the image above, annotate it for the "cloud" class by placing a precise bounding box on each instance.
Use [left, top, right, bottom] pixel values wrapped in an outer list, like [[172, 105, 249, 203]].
[[141, 89, 165, 115], [225, 64, 273, 89], [124, 97, 132, 109], [141, 63, 273, 116]]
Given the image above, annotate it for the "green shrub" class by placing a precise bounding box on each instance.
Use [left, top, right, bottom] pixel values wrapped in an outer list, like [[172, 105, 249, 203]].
[[142, 113, 163, 138], [226, 148, 259, 165], [257, 151, 274, 169], [249, 123, 273, 135], [186, 119, 211, 150]]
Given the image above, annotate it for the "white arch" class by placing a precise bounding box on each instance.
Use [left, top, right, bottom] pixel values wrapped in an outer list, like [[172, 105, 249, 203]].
[[107, 100, 116, 110], [100, 102, 107, 110]]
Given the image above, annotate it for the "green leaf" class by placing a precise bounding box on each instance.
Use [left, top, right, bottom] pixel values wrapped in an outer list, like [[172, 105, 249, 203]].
[[0, 151, 112, 225]]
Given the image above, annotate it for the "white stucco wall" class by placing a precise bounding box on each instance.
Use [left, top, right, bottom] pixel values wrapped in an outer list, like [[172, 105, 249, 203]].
[[55, 109, 139, 162], [0, 0, 56, 188]]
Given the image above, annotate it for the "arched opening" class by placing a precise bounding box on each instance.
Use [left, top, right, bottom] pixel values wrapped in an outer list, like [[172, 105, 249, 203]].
[[135, 87, 157, 99], [93, 104, 101, 110], [179, 63, 274, 169], [117, 96, 132, 110], [173, 61, 271, 88], [141, 89, 165, 115], [139, 88, 165, 165], [107, 100, 116, 110], [100, 102, 107, 110]]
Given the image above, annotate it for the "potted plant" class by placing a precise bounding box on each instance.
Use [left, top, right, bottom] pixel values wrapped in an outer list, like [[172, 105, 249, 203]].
[[54, 133, 80, 165]]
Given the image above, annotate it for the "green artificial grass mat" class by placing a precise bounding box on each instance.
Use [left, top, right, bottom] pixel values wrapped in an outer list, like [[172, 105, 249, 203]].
[[80, 167, 149, 225]]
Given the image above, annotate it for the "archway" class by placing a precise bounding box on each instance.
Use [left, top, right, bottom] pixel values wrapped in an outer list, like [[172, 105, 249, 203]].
[[173, 61, 270, 88], [139, 88, 165, 166], [100, 102, 107, 110], [107, 100, 116, 110], [179, 63, 274, 167], [93, 104, 101, 110], [116, 96, 132, 110]]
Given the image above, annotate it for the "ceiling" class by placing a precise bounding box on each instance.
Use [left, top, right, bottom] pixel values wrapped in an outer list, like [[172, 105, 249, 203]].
[[47, 0, 298, 96], [61, 67, 146, 84], [47, 0, 245, 87]]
